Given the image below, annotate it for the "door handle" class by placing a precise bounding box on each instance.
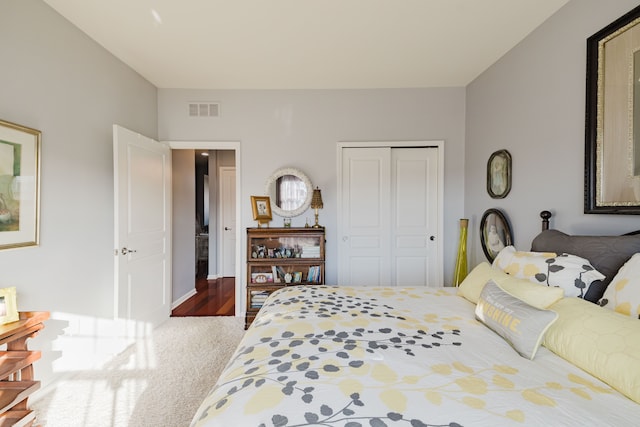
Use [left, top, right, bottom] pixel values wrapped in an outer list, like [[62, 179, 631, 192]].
[[121, 247, 137, 255], [224, 227, 232, 231], [429, 236, 435, 241]]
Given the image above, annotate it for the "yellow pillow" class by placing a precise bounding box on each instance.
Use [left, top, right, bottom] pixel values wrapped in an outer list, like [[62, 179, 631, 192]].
[[457, 262, 564, 309], [544, 297, 640, 404]]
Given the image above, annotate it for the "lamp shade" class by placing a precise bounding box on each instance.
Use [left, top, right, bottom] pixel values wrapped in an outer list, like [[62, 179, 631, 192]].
[[311, 187, 323, 209]]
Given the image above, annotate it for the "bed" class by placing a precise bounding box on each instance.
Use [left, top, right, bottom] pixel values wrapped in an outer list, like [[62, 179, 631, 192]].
[[191, 212, 640, 426]]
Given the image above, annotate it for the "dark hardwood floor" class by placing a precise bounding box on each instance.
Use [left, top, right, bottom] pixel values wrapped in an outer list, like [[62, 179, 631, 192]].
[[171, 276, 236, 317]]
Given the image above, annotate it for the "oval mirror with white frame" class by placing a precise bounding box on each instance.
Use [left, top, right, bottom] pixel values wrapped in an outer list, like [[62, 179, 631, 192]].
[[265, 167, 313, 218]]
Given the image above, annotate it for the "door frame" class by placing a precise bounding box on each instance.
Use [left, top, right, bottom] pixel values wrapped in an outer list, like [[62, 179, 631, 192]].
[[336, 140, 444, 285], [167, 140, 242, 317]]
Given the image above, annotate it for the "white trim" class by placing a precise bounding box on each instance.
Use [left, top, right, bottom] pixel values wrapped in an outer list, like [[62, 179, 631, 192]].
[[164, 140, 244, 317], [336, 140, 445, 286], [171, 289, 197, 309]]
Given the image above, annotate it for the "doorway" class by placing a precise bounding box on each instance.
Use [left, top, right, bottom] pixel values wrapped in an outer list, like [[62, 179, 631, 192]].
[[168, 140, 242, 317]]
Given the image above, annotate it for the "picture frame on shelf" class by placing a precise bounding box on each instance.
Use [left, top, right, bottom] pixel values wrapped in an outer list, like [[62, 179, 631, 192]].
[[479, 208, 513, 262], [251, 272, 273, 284], [251, 195, 272, 227], [0, 287, 19, 325], [0, 119, 41, 250], [486, 149, 511, 199]]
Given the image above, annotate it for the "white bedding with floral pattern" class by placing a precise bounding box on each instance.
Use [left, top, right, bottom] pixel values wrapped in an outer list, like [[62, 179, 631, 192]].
[[191, 286, 640, 426]]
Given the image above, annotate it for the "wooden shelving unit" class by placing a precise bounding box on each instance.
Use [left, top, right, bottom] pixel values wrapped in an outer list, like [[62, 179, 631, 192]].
[[0, 311, 49, 427], [246, 227, 325, 328]]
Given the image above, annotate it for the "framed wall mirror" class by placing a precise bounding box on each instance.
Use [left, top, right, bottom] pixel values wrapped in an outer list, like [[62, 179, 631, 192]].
[[265, 167, 313, 218], [585, 5, 640, 214]]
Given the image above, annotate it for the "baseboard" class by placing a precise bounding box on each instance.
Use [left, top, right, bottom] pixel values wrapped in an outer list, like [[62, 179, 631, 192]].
[[172, 289, 197, 309], [207, 273, 221, 280]]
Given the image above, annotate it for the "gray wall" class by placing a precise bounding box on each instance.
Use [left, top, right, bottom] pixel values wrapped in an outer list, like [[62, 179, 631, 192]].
[[0, 0, 157, 387], [158, 88, 467, 287], [466, 0, 640, 265], [172, 150, 196, 302]]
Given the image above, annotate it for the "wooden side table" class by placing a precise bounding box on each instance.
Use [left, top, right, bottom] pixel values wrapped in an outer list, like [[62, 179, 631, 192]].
[[0, 311, 49, 427]]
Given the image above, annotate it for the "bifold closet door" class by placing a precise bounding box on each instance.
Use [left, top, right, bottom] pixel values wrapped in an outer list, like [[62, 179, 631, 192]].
[[339, 146, 438, 286]]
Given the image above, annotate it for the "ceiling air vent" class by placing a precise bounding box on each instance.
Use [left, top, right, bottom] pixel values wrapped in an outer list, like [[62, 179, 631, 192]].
[[188, 102, 220, 118]]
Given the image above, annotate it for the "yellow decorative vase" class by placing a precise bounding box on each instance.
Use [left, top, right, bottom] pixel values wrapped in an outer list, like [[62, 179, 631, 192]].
[[453, 218, 469, 286]]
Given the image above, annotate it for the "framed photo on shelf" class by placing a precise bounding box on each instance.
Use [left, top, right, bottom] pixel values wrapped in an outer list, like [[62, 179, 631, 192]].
[[0, 119, 41, 250], [479, 208, 513, 262], [486, 149, 511, 199], [251, 272, 273, 284], [251, 195, 272, 226], [0, 287, 19, 325]]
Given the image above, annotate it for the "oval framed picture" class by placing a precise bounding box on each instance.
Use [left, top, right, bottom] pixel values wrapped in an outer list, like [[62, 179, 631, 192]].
[[480, 208, 513, 262], [487, 149, 512, 199]]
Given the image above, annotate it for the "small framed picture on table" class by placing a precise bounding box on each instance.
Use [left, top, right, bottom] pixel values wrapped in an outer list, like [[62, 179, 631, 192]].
[[251, 196, 272, 227], [0, 287, 19, 325]]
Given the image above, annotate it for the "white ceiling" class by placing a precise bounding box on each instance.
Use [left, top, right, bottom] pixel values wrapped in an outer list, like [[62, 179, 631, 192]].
[[43, 0, 569, 90]]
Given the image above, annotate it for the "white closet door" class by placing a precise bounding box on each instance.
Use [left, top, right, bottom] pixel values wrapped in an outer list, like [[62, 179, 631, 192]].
[[340, 147, 391, 286], [391, 147, 439, 286], [339, 145, 439, 287]]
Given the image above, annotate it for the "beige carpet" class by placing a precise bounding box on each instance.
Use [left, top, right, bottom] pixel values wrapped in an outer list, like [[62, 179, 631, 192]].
[[32, 316, 245, 427]]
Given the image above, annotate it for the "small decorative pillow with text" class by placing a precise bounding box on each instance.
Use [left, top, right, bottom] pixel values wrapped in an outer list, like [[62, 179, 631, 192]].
[[475, 280, 558, 360], [599, 253, 640, 319], [492, 245, 605, 298]]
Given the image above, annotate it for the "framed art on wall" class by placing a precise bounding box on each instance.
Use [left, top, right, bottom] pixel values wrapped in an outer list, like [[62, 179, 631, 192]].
[[0, 119, 41, 250], [487, 149, 511, 199], [479, 208, 513, 262], [585, 5, 640, 214]]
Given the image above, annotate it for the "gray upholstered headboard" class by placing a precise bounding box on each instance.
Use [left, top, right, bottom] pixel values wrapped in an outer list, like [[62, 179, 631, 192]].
[[530, 213, 640, 302]]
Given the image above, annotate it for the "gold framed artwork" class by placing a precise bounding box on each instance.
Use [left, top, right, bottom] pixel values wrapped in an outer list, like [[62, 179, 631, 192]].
[[585, 5, 640, 214], [251, 195, 272, 227], [0, 119, 41, 249], [0, 287, 19, 325]]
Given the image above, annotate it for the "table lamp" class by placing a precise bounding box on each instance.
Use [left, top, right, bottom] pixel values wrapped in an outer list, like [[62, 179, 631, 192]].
[[311, 187, 323, 228]]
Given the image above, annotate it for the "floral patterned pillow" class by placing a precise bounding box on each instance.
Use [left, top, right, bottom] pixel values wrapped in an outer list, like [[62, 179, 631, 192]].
[[492, 246, 605, 298], [599, 253, 640, 319]]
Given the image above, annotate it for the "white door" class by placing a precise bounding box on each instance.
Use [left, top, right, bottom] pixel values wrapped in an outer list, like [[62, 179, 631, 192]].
[[339, 144, 440, 287], [114, 125, 171, 326], [340, 147, 392, 286], [391, 148, 439, 286], [220, 167, 236, 277]]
